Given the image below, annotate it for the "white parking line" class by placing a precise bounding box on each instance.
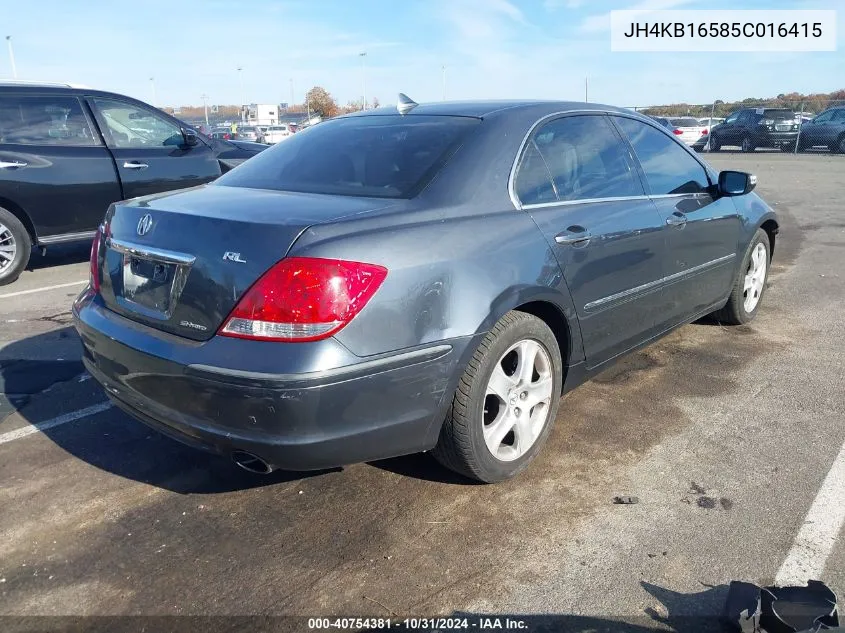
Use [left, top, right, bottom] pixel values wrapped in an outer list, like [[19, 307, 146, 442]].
[[0, 280, 87, 300], [0, 402, 112, 446], [775, 438, 845, 585]]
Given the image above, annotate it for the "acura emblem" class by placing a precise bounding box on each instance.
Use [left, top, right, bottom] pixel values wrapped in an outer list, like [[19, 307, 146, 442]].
[[136, 214, 153, 236]]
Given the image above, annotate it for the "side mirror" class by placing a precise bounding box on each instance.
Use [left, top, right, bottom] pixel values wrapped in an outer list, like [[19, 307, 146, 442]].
[[718, 170, 757, 196], [182, 128, 199, 147]]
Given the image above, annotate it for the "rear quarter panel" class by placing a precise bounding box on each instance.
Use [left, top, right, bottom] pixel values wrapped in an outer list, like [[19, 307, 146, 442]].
[[287, 205, 582, 362]]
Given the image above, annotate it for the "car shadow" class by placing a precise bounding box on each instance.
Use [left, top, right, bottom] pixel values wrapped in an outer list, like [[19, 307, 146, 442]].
[[371, 582, 732, 631], [26, 242, 90, 271], [368, 452, 481, 485], [0, 326, 338, 494]]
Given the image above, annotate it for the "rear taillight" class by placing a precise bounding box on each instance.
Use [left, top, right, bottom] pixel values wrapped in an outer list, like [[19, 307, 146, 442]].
[[701, 129, 708, 135], [219, 257, 388, 342], [673, 128, 683, 135]]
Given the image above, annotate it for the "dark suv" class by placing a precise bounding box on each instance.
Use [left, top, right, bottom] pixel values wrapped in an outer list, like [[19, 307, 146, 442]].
[[0, 82, 268, 285], [798, 106, 845, 153], [709, 108, 799, 153]]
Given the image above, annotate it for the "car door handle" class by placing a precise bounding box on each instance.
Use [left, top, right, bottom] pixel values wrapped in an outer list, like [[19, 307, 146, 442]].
[[122, 161, 149, 170], [555, 227, 592, 246], [666, 212, 687, 227], [0, 160, 27, 169]]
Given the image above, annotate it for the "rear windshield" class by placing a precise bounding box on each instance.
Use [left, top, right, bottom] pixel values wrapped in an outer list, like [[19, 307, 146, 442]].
[[763, 110, 795, 120], [669, 118, 701, 127], [216, 115, 480, 198]]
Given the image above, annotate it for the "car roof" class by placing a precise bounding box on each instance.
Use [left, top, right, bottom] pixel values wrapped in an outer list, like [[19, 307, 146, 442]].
[[0, 82, 163, 104], [339, 100, 633, 119]]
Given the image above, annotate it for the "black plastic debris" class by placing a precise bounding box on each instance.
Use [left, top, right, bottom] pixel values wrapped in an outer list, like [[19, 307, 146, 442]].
[[724, 579, 842, 633], [612, 495, 640, 505]]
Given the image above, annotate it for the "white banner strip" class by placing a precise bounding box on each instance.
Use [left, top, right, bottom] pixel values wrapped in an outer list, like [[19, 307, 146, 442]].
[[611, 10, 837, 52]]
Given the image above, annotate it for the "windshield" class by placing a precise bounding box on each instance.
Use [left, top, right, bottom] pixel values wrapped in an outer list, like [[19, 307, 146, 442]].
[[216, 114, 480, 198]]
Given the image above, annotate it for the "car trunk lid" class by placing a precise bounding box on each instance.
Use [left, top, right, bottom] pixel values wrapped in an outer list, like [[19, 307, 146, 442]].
[[98, 184, 396, 341]]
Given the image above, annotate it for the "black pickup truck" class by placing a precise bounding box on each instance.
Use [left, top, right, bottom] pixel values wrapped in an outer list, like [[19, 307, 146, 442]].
[[0, 82, 267, 285]]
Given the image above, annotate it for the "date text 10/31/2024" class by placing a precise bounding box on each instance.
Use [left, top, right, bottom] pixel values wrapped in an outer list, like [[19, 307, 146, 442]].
[[307, 617, 529, 630]]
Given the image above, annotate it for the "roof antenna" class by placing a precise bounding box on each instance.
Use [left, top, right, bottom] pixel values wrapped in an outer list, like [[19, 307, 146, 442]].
[[397, 93, 418, 115]]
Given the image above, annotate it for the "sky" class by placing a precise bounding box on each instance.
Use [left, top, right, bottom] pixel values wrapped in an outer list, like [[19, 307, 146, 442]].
[[2, 0, 843, 109]]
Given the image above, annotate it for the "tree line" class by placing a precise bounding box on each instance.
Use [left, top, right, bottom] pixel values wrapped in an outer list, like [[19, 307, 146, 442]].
[[162, 86, 380, 121], [641, 89, 845, 117]]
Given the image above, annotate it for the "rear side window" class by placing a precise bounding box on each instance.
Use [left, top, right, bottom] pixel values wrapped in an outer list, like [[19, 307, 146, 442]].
[[614, 117, 709, 195], [514, 142, 557, 205], [528, 114, 643, 203], [217, 115, 480, 199], [0, 95, 98, 146]]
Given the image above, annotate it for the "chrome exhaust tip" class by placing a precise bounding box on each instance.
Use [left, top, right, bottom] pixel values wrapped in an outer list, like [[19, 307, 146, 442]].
[[231, 450, 273, 475]]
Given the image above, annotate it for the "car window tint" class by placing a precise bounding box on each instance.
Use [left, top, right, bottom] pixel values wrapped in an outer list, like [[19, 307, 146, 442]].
[[615, 117, 709, 195], [217, 115, 480, 199], [724, 112, 740, 124], [834, 110, 845, 122], [92, 98, 183, 149], [514, 141, 557, 205], [0, 95, 97, 146], [532, 115, 642, 202]]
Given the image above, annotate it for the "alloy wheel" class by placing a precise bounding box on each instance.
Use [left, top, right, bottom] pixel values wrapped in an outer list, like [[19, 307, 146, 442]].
[[0, 222, 16, 273], [743, 243, 767, 313], [482, 339, 554, 462]]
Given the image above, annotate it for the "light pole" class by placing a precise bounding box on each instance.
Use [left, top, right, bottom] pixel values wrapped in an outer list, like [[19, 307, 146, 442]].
[[237, 66, 244, 121], [201, 93, 209, 126], [359, 52, 367, 110], [5, 36, 17, 79], [442, 65, 447, 101], [149, 77, 156, 107]]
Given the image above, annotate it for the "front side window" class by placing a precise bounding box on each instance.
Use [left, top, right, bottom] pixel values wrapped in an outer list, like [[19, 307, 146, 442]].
[[724, 112, 741, 124], [812, 111, 834, 123], [614, 117, 709, 195], [92, 98, 183, 149], [0, 95, 97, 146], [530, 115, 643, 202], [217, 115, 480, 199]]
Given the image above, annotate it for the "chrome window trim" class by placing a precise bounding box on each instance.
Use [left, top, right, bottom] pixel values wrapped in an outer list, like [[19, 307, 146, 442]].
[[508, 109, 716, 209], [519, 191, 710, 211], [521, 194, 651, 211], [583, 253, 735, 312]]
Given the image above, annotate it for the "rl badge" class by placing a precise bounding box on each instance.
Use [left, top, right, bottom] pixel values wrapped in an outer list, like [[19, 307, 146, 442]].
[[222, 252, 247, 263]]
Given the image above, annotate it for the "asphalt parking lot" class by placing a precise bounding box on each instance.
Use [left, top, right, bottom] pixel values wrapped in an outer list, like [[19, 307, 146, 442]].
[[1, 153, 843, 629]]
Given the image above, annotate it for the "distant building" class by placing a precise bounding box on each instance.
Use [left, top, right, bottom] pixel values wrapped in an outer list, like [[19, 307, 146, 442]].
[[243, 104, 283, 126]]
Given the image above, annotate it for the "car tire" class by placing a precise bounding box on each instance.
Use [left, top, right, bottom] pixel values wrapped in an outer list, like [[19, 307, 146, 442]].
[[711, 228, 770, 325], [780, 142, 796, 153], [741, 136, 755, 153], [0, 207, 32, 286], [834, 135, 845, 155], [432, 311, 563, 483], [709, 138, 721, 152]]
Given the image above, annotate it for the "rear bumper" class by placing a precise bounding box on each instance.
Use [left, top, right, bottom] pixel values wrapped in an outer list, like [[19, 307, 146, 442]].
[[759, 131, 799, 146], [74, 295, 471, 471]]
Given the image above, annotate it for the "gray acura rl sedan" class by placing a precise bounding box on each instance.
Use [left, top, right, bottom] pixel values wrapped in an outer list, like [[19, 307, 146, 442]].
[[73, 97, 779, 482]]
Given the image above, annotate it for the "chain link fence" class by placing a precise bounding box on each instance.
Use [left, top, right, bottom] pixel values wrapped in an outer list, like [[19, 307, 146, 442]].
[[624, 98, 845, 154]]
